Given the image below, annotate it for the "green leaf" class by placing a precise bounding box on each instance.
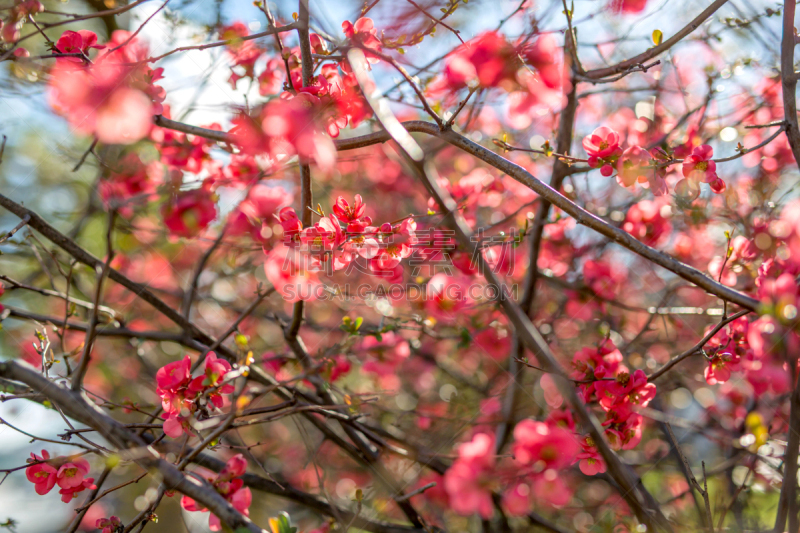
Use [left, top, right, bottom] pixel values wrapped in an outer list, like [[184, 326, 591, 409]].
[[652, 29, 663, 46]]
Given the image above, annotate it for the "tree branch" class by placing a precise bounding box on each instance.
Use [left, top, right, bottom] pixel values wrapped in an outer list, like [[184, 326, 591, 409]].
[[581, 0, 729, 80], [781, 0, 800, 172], [0, 360, 266, 533], [333, 121, 760, 311], [348, 47, 674, 533]]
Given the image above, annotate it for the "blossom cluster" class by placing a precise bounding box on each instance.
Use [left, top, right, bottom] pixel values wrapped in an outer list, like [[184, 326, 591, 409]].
[[48, 30, 165, 145], [582, 126, 726, 197], [264, 194, 420, 301], [155, 353, 235, 438], [571, 340, 656, 450], [0, 0, 43, 43], [443, 411, 592, 518], [25, 450, 96, 503], [66, 18, 383, 239], [181, 454, 252, 532]]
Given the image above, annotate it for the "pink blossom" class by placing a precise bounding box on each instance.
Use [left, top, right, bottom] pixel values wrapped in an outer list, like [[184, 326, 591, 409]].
[[25, 450, 57, 495], [264, 243, 322, 302], [595, 369, 656, 411], [603, 405, 645, 450], [278, 207, 303, 241], [610, 0, 648, 12], [181, 455, 251, 531], [616, 145, 651, 188], [54, 30, 103, 62], [512, 419, 579, 470], [682, 145, 716, 180], [583, 259, 626, 301], [502, 482, 532, 516], [532, 472, 571, 507], [443, 433, 496, 519], [342, 18, 382, 57], [59, 477, 96, 502], [156, 353, 235, 438], [622, 200, 672, 246], [48, 30, 164, 144], [442, 31, 517, 90], [162, 185, 218, 238], [239, 185, 293, 222], [704, 350, 741, 385], [583, 126, 621, 160], [99, 153, 159, 215], [231, 93, 336, 172], [55, 458, 91, 489], [333, 194, 367, 222], [162, 413, 190, 439], [426, 274, 468, 319], [156, 355, 191, 391], [96, 516, 121, 533], [577, 435, 606, 476]]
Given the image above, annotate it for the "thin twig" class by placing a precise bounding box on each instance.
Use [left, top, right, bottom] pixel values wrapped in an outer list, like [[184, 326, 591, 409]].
[[71, 210, 116, 391]]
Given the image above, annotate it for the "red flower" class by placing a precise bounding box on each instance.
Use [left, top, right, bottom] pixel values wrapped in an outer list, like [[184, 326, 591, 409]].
[[583, 126, 623, 177], [332, 194, 367, 222], [99, 152, 159, 215], [502, 482, 532, 516], [342, 18, 382, 57], [602, 404, 645, 450], [443, 31, 517, 90], [161, 184, 218, 238], [221, 23, 262, 88], [258, 58, 285, 96], [595, 369, 656, 411], [301, 215, 345, 254], [426, 274, 468, 319], [278, 207, 303, 241], [25, 450, 57, 495], [54, 30, 103, 62], [156, 355, 191, 391], [571, 340, 623, 402], [520, 35, 561, 89], [616, 145, 651, 188], [59, 477, 96, 502], [583, 126, 622, 160], [577, 435, 606, 476], [189, 352, 234, 393], [622, 199, 672, 246], [231, 93, 336, 171], [682, 145, 718, 182], [512, 419, 579, 470], [181, 455, 252, 532], [444, 433, 496, 519], [49, 62, 154, 144], [583, 259, 625, 301], [96, 516, 121, 533], [48, 30, 164, 144], [55, 458, 91, 490], [610, 0, 648, 13], [239, 184, 293, 222], [533, 472, 572, 507], [264, 243, 323, 302], [156, 353, 234, 438], [704, 350, 741, 385]]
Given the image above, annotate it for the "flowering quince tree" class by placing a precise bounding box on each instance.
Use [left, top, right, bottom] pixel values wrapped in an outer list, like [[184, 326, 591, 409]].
[[5, 1, 800, 533]]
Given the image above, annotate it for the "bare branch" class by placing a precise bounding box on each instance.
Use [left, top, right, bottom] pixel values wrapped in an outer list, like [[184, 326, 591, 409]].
[[581, 0, 729, 80], [0, 360, 266, 533]]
